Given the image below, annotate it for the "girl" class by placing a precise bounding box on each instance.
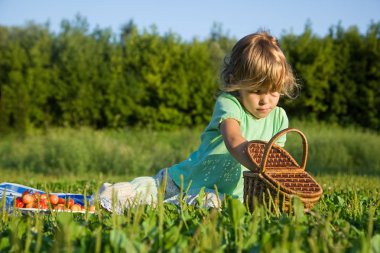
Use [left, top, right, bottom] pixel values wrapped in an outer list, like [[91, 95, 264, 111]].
[[98, 31, 299, 213]]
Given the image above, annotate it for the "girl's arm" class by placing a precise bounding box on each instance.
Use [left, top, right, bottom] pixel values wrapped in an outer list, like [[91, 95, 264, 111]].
[[220, 118, 256, 170]]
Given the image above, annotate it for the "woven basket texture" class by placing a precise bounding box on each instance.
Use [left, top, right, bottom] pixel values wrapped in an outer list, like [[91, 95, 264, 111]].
[[243, 128, 323, 212]]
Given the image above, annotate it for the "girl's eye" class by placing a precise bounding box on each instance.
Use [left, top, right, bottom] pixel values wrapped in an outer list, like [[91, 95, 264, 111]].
[[249, 90, 260, 94], [247, 90, 281, 96]]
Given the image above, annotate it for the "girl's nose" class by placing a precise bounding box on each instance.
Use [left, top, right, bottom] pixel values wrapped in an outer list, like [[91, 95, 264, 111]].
[[259, 94, 269, 105]]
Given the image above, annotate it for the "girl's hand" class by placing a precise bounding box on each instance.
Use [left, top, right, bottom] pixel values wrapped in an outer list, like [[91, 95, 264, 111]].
[[220, 118, 256, 170]]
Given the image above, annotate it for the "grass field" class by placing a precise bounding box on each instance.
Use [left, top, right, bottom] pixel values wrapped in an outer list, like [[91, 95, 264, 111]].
[[0, 122, 379, 252]]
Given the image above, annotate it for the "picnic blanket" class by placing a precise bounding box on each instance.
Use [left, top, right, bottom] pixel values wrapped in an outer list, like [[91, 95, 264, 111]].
[[0, 182, 92, 211]]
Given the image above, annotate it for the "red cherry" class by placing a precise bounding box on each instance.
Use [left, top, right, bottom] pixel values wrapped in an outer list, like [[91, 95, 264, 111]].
[[49, 195, 59, 205], [22, 194, 34, 204], [15, 197, 24, 208]]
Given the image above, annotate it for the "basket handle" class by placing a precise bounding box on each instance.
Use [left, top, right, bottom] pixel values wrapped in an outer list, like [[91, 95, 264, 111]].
[[260, 128, 308, 173]]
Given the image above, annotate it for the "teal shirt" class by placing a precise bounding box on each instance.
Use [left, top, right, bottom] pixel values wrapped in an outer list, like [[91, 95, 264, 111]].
[[168, 92, 288, 200]]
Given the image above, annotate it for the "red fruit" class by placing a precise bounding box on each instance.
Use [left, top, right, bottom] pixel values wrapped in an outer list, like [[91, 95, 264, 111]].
[[22, 190, 30, 196], [87, 205, 96, 212], [70, 204, 82, 212], [49, 195, 59, 205], [54, 204, 65, 211], [58, 198, 65, 204], [40, 194, 47, 200], [15, 197, 24, 208], [16, 202, 25, 208], [32, 192, 41, 197], [66, 198, 74, 208], [34, 202, 48, 209], [22, 194, 34, 204], [38, 198, 47, 205], [32, 192, 41, 201], [25, 202, 34, 208]]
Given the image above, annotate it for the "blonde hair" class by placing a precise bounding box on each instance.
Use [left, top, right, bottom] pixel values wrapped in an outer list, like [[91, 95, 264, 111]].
[[220, 31, 299, 98]]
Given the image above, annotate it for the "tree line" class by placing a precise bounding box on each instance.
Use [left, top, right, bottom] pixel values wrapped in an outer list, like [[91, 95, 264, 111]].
[[0, 16, 379, 134]]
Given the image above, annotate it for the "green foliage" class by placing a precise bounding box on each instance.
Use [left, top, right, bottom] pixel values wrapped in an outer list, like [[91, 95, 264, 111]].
[[0, 23, 54, 134], [1, 17, 379, 133], [281, 22, 380, 130], [0, 16, 232, 133]]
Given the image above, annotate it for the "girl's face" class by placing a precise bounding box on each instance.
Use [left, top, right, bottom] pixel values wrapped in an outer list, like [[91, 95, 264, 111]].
[[239, 88, 281, 119]]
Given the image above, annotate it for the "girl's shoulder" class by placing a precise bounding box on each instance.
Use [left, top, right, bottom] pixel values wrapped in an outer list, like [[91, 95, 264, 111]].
[[209, 92, 244, 126], [272, 106, 286, 113], [215, 92, 243, 112], [263, 107, 287, 124], [216, 92, 240, 105], [217, 91, 237, 99], [272, 106, 287, 117]]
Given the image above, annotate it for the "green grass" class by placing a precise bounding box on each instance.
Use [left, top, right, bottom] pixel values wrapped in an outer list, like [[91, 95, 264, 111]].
[[0, 174, 379, 252], [0, 122, 379, 252], [0, 127, 200, 178], [289, 120, 380, 175], [1, 121, 380, 178]]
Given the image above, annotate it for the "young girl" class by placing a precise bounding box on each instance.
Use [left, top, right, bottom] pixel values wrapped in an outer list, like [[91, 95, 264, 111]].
[[98, 31, 299, 213]]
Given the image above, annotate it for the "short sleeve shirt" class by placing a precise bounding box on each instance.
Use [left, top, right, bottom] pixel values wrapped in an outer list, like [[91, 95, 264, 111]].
[[168, 92, 288, 200]]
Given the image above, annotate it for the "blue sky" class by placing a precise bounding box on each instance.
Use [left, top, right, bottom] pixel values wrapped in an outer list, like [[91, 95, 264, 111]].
[[0, 0, 379, 40]]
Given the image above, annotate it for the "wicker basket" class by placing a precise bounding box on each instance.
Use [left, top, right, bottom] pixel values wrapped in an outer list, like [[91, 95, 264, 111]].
[[243, 128, 323, 212]]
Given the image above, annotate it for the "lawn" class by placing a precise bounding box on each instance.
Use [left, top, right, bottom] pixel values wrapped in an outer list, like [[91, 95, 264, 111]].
[[0, 122, 379, 252]]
